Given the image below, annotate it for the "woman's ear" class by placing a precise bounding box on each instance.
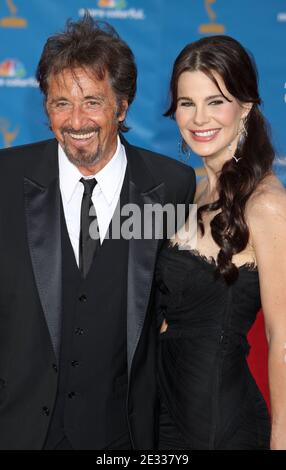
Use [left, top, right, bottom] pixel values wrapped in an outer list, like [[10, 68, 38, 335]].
[[241, 102, 253, 120]]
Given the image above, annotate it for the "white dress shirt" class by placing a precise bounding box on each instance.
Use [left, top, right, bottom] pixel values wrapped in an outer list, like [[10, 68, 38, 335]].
[[58, 136, 127, 266]]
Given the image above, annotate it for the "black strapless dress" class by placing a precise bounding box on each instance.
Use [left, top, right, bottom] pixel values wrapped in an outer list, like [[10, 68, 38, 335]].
[[156, 244, 271, 450]]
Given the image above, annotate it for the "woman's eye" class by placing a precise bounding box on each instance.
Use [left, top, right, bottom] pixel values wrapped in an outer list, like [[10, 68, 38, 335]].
[[209, 100, 224, 105], [180, 101, 194, 107]]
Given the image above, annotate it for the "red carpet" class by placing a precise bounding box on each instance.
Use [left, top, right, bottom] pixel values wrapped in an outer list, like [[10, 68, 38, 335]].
[[247, 310, 270, 410]]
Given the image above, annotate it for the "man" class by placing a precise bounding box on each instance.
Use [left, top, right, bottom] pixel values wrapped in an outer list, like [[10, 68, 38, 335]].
[[0, 15, 195, 449]]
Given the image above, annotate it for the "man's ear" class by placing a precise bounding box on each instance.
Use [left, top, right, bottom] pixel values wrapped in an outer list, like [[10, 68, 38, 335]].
[[117, 99, 129, 122]]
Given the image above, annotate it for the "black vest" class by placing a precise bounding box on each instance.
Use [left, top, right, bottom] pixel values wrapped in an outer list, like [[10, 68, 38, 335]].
[[44, 171, 131, 449]]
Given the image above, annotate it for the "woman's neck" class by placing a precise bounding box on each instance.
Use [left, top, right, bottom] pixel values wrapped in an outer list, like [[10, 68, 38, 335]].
[[200, 151, 230, 202]]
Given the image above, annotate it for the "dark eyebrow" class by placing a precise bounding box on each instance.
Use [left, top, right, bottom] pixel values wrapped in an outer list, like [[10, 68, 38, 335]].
[[83, 95, 105, 101], [177, 94, 225, 103], [47, 95, 106, 106], [177, 96, 193, 103], [47, 96, 68, 105], [48, 96, 69, 104], [205, 94, 225, 100]]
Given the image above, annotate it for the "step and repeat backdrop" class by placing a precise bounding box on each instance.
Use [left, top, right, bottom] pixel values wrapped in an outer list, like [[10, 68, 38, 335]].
[[0, 0, 285, 181]]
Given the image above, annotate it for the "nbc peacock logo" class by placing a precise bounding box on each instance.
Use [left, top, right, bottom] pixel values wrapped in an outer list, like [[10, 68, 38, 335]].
[[0, 58, 38, 88], [0, 59, 26, 78], [98, 0, 127, 9]]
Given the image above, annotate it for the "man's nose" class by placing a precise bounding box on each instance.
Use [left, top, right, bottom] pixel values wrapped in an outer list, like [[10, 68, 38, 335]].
[[69, 105, 87, 130]]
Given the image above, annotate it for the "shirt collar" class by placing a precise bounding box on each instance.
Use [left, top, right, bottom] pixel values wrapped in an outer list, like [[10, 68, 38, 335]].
[[58, 136, 126, 205]]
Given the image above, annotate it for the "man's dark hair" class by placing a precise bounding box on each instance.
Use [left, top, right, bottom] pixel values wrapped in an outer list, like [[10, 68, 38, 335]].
[[36, 13, 137, 132]]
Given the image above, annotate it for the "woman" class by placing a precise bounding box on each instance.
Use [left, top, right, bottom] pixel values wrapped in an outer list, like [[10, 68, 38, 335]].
[[156, 35, 286, 450]]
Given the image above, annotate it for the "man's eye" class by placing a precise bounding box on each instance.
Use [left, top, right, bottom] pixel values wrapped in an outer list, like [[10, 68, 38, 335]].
[[86, 100, 100, 107], [55, 102, 69, 108]]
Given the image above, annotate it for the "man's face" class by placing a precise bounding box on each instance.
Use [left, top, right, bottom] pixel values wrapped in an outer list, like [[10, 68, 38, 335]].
[[46, 67, 128, 173]]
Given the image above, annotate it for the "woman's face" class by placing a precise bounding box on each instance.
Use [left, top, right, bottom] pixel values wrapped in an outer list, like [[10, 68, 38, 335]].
[[175, 70, 250, 162]]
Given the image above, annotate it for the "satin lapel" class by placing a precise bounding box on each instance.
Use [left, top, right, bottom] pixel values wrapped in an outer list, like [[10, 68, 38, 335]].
[[126, 169, 165, 377], [24, 175, 62, 361]]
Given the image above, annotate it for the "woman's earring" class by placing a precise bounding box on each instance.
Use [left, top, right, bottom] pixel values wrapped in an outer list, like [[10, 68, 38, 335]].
[[237, 118, 247, 149], [178, 139, 191, 162], [241, 118, 248, 138], [229, 118, 247, 163], [228, 143, 242, 163]]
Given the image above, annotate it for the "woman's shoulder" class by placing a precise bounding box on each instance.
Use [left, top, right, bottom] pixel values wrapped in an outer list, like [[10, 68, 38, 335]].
[[246, 172, 286, 226]]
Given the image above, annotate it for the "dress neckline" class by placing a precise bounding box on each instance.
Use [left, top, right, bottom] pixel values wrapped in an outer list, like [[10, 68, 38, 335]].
[[167, 243, 258, 272]]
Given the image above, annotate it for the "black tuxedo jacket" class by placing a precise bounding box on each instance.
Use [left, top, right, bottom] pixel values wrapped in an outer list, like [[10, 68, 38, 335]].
[[0, 137, 195, 449]]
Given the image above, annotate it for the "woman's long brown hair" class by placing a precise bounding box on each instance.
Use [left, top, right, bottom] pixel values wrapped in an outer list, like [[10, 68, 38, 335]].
[[165, 36, 275, 283]]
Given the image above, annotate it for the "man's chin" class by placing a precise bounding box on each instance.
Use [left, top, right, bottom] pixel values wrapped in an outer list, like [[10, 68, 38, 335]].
[[64, 145, 101, 168]]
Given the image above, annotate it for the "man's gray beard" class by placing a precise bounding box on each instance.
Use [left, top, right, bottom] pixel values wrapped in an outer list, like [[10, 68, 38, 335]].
[[63, 142, 102, 168]]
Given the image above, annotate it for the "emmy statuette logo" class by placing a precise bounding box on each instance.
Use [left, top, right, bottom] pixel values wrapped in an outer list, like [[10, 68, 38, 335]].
[[0, 0, 27, 28], [199, 0, 225, 34], [0, 118, 19, 148]]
